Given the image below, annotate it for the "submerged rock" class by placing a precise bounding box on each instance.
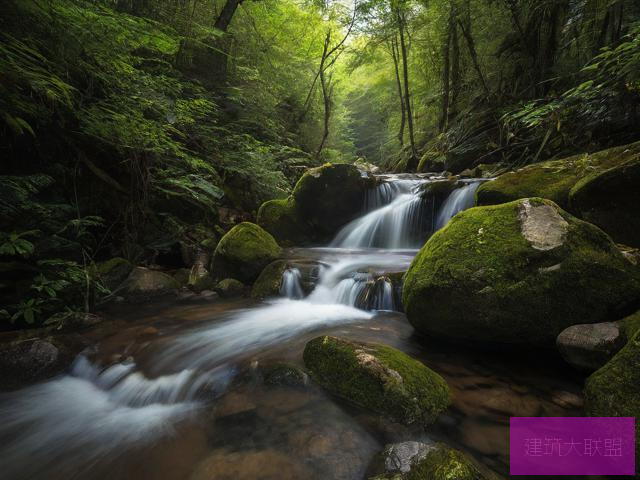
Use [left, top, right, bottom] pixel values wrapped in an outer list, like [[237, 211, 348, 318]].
[[569, 155, 640, 246], [123, 267, 180, 299], [261, 362, 308, 387], [251, 260, 288, 299], [211, 222, 281, 284], [303, 336, 451, 427], [556, 322, 625, 371], [403, 198, 640, 347], [215, 278, 245, 298], [368, 442, 486, 480]]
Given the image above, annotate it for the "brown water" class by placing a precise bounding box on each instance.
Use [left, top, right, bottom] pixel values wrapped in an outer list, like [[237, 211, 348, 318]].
[[17, 295, 582, 480]]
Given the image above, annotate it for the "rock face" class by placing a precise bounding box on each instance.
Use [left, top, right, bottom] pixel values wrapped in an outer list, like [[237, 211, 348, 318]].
[[251, 260, 288, 299], [476, 142, 640, 210], [257, 163, 367, 244], [569, 156, 640, 246], [215, 278, 245, 298], [368, 442, 485, 480], [556, 322, 626, 371], [403, 198, 640, 347], [303, 336, 451, 427], [211, 222, 281, 284], [584, 328, 640, 472], [123, 267, 180, 298]]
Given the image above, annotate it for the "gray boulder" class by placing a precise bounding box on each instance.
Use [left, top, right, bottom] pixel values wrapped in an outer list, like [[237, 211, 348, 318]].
[[557, 322, 626, 371]]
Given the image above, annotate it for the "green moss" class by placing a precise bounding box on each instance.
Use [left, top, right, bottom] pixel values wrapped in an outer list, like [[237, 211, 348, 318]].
[[622, 310, 640, 340], [215, 278, 245, 298], [403, 198, 640, 346], [476, 141, 640, 209], [407, 444, 483, 480], [256, 198, 311, 246], [211, 222, 282, 284], [303, 336, 451, 426], [584, 329, 640, 469], [251, 260, 288, 299], [95, 257, 133, 290], [292, 163, 365, 237], [569, 156, 640, 246]]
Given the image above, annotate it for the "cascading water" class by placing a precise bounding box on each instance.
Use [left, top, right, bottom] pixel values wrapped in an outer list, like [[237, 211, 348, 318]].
[[280, 267, 304, 299], [0, 172, 486, 480]]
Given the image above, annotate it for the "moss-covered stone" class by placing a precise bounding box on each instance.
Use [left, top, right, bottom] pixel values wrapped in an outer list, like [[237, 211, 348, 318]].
[[251, 260, 287, 299], [215, 278, 245, 298], [476, 141, 640, 210], [211, 222, 282, 284], [569, 156, 640, 246], [584, 329, 640, 470], [95, 257, 133, 291], [303, 336, 451, 426], [622, 310, 640, 340], [262, 362, 308, 387], [123, 267, 180, 298], [256, 198, 311, 246], [403, 198, 640, 347], [292, 163, 365, 237]]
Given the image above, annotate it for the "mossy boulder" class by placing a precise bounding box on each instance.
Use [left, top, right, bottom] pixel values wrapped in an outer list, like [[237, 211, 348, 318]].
[[403, 198, 640, 347], [569, 156, 640, 246], [292, 163, 365, 237], [123, 267, 180, 299], [369, 442, 486, 480], [211, 222, 282, 284], [303, 336, 451, 427], [476, 141, 640, 210], [251, 260, 287, 299], [256, 198, 310, 246], [584, 329, 640, 470], [623, 310, 640, 339], [261, 362, 308, 387], [215, 278, 245, 298], [95, 257, 133, 291]]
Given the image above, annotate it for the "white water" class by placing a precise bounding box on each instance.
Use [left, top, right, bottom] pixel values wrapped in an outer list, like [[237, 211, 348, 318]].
[[280, 267, 304, 299], [435, 181, 481, 230], [0, 173, 484, 479]]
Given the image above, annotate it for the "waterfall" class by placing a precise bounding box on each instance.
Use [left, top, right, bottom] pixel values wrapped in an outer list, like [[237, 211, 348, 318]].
[[280, 268, 304, 299], [435, 181, 481, 230]]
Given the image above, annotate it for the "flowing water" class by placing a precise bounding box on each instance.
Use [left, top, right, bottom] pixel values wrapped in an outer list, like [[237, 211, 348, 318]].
[[0, 174, 584, 480]]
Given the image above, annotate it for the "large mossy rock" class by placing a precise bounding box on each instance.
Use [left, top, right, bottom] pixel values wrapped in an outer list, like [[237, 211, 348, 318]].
[[569, 156, 640, 246], [369, 442, 486, 480], [476, 141, 640, 210], [303, 336, 451, 427], [256, 198, 310, 246], [211, 222, 282, 284], [123, 267, 180, 298], [403, 198, 640, 347], [251, 260, 287, 299], [584, 328, 640, 470], [292, 163, 365, 237]]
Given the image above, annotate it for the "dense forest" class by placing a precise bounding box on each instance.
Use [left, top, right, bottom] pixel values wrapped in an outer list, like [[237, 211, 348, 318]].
[[1, 0, 639, 479]]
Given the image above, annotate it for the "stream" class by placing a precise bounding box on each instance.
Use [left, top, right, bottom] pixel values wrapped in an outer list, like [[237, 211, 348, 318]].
[[0, 174, 584, 480]]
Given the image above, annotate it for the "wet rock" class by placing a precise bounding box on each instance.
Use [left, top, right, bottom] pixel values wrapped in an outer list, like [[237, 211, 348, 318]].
[[0, 338, 79, 389], [211, 222, 281, 284], [556, 322, 625, 371], [123, 267, 180, 299], [215, 278, 245, 298], [190, 272, 215, 293], [551, 390, 583, 409], [368, 442, 486, 480], [261, 362, 308, 387], [403, 198, 640, 347], [303, 336, 451, 427], [257, 198, 311, 247], [251, 260, 287, 299]]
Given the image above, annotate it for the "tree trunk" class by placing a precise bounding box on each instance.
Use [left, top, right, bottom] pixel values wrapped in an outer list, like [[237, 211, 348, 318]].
[[440, 6, 453, 132], [211, 0, 245, 85], [390, 36, 406, 146], [397, 8, 418, 171], [457, 17, 489, 96], [316, 32, 331, 158]]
